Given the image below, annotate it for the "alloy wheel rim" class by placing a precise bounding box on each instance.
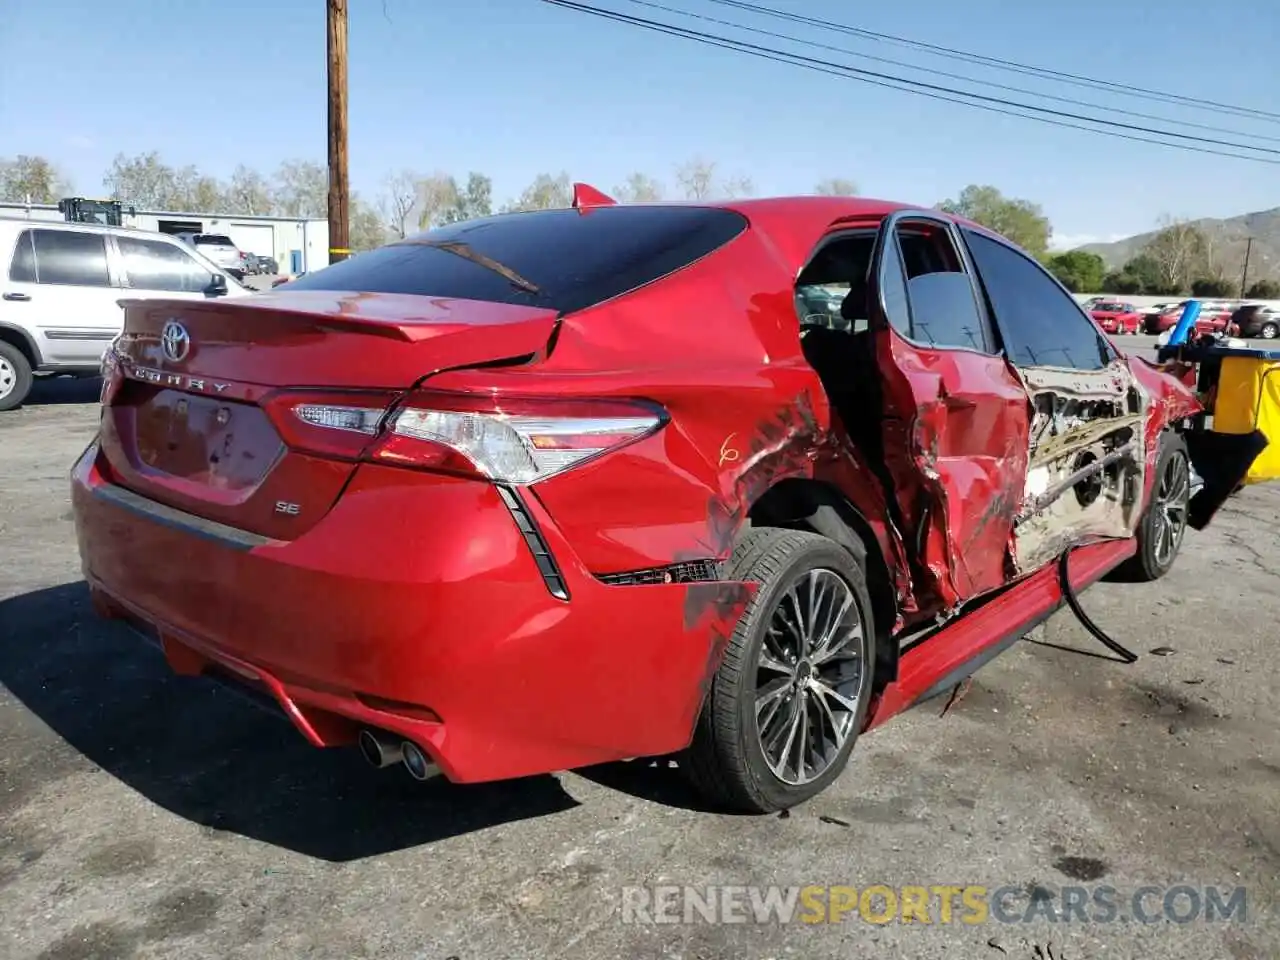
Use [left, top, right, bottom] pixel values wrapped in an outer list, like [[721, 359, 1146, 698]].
[[0, 356, 15, 400], [1151, 452, 1190, 568], [754, 568, 866, 786]]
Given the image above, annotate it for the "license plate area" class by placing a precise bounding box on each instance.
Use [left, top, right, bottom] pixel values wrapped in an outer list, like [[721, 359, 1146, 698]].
[[132, 388, 284, 491]]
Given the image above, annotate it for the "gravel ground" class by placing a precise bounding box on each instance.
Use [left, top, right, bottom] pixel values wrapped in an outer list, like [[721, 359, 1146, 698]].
[[1, 379, 1276, 960]]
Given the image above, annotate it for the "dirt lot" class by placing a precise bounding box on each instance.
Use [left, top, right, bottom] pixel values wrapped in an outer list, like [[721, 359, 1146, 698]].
[[1, 379, 1277, 960]]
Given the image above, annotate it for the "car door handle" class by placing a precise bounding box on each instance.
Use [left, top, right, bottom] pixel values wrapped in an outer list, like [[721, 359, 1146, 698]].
[[2, 292, 31, 302]]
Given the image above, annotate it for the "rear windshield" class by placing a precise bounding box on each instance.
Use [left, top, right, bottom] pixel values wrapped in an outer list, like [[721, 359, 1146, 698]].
[[284, 205, 749, 314], [196, 235, 234, 245]]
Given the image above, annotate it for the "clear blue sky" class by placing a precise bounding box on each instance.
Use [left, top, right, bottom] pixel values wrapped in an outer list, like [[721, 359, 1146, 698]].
[[3, 0, 1277, 247]]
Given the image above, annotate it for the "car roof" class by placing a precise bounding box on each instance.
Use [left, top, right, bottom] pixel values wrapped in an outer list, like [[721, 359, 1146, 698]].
[[666, 195, 1002, 267], [0, 217, 188, 245]]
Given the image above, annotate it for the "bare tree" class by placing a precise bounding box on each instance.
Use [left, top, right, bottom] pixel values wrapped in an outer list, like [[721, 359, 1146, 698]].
[[1143, 216, 1209, 292], [380, 170, 418, 238], [814, 177, 858, 196], [722, 175, 755, 199], [675, 158, 717, 200]]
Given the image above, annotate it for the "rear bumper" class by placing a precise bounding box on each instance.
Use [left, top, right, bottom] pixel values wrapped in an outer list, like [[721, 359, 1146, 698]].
[[71, 441, 753, 782]]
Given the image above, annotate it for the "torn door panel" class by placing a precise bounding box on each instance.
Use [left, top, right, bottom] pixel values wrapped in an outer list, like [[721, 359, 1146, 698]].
[[1011, 360, 1149, 574], [872, 335, 1032, 614]]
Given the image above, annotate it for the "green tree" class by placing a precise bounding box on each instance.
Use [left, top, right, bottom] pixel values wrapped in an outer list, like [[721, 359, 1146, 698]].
[[450, 172, 492, 222], [1245, 279, 1280, 299], [224, 164, 273, 215], [1044, 250, 1106, 293], [814, 177, 858, 196], [1191, 277, 1233, 298], [349, 196, 388, 253], [937, 184, 1052, 257], [272, 159, 328, 218], [505, 172, 572, 212], [0, 154, 66, 203], [1102, 270, 1142, 295], [614, 172, 664, 202], [104, 151, 185, 209]]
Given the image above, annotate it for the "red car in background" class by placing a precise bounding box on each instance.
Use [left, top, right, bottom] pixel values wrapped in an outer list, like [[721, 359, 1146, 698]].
[[72, 191, 1257, 813], [1143, 299, 1236, 335], [1088, 299, 1143, 335]]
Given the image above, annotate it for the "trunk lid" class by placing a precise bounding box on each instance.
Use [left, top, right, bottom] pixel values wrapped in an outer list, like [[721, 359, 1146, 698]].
[[97, 291, 559, 538]]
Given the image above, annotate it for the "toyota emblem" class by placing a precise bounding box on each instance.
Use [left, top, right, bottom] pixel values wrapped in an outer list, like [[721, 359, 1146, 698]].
[[161, 320, 191, 363]]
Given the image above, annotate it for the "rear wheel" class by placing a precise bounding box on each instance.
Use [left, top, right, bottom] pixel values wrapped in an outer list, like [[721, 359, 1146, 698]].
[[682, 528, 876, 813], [1260, 322, 1278, 340], [0, 341, 33, 412], [1112, 433, 1191, 582]]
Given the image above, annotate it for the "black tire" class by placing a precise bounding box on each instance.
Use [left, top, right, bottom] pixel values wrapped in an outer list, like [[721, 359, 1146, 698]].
[[0, 341, 33, 412], [1111, 433, 1191, 582], [1259, 322, 1278, 340], [681, 527, 877, 813]]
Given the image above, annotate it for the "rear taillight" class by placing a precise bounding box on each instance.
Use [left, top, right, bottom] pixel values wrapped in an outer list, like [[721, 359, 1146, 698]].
[[262, 390, 666, 483]]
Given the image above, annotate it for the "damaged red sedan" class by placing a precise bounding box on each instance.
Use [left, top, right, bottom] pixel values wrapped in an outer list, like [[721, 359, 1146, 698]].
[[71, 190, 1255, 814]]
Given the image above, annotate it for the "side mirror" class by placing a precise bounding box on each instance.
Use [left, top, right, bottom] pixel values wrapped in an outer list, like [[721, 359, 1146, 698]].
[[207, 273, 229, 297]]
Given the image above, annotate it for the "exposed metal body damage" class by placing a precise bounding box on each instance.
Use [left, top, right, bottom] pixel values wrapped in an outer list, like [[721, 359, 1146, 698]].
[[1012, 361, 1149, 573]]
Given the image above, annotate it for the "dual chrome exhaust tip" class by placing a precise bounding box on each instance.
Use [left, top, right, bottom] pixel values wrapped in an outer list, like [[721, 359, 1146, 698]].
[[357, 728, 440, 782]]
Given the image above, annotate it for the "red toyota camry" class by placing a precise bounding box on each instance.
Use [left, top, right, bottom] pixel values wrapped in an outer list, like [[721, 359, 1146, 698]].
[[72, 190, 1258, 813]]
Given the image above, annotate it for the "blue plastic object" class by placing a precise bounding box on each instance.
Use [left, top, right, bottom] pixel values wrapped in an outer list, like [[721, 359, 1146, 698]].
[[1168, 300, 1202, 346]]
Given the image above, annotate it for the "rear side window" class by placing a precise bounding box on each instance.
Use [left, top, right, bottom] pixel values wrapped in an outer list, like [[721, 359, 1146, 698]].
[[963, 229, 1114, 370], [118, 236, 216, 293], [8, 230, 36, 282], [285, 206, 749, 314], [10, 230, 112, 287]]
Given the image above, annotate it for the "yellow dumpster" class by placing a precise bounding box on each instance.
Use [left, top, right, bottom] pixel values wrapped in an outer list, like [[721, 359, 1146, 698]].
[[1212, 354, 1280, 484]]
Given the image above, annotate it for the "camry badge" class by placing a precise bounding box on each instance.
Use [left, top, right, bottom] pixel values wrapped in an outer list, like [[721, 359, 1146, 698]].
[[161, 320, 191, 363]]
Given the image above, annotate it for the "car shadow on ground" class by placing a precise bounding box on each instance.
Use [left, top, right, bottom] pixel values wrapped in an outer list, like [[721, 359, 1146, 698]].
[[0, 582, 581, 862], [574, 757, 726, 814], [25, 375, 103, 406]]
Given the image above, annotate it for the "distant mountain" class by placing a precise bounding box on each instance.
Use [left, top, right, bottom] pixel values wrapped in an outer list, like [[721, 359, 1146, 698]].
[[1076, 207, 1280, 281]]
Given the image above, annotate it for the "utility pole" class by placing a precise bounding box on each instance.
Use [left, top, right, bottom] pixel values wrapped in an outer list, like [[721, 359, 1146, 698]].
[[327, 0, 350, 265], [1240, 236, 1253, 298]]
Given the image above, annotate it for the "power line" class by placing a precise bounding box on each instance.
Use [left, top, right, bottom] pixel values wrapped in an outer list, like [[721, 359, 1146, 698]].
[[702, 0, 1280, 124], [621, 0, 1280, 145], [538, 0, 1280, 164]]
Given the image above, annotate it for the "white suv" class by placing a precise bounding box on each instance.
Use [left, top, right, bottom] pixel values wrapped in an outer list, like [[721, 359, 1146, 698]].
[[0, 219, 249, 411], [173, 232, 245, 276]]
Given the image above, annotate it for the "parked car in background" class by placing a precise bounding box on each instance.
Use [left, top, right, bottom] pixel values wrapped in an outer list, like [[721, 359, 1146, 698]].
[[1228, 303, 1280, 340], [173, 232, 246, 279], [0, 219, 247, 410], [1088, 299, 1143, 335], [251, 253, 278, 274], [238, 251, 260, 276], [1143, 299, 1236, 335], [72, 193, 1251, 813]]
